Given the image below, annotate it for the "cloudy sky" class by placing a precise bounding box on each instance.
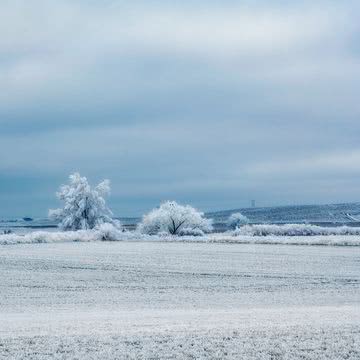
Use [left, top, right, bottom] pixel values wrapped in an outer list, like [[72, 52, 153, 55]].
[[1, 0, 360, 217]]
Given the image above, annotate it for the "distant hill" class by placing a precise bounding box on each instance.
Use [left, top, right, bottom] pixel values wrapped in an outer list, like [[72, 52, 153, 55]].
[[2, 203, 360, 231], [207, 202, 360, 225]]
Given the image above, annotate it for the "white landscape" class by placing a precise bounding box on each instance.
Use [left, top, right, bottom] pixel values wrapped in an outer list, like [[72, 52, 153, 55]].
[[2, 0, 360, 358], [1, 173, 360, 358], [0, 241, 359, 359]]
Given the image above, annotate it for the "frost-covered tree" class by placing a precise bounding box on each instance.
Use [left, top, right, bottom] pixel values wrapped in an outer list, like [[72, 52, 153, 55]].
[[227, 212, 249, 229], [49, 172, 118, 230], [138, 201, 213, 236]]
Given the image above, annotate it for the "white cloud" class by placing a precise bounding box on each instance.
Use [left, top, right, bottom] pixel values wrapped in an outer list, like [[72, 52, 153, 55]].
[[1, 1, 360, 215], [0, 2, 351, 57], [247, 150, 360, 178], [0, 1, 358, 109]]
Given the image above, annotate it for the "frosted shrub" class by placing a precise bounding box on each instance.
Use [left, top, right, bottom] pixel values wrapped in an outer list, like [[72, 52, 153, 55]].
[[233, 224, 360, 237], [227, 212, 249, 229], [178, 227, 205, 236], [49, 172, 119, 231], [138, 201, 213, 236], [96, 223, 123, 241]]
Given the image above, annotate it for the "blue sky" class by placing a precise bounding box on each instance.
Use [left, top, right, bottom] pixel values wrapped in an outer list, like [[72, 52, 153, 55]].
[[1, 0, 360, 217]]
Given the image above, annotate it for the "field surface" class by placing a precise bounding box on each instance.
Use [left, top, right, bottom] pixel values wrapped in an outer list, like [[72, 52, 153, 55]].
[[0, 241, 359, 359]]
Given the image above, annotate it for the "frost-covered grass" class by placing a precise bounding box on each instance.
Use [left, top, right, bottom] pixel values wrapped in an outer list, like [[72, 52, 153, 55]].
[[2, 224, 360, 246], [233, 223, 360, 236], [0, 227, 190, 246], [212, 234, 360, 246], [0, 242, 359, 359], [1, 321, 359, 359]]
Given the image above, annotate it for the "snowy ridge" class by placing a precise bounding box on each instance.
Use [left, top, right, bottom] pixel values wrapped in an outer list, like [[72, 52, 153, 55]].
[[209, 202, 360, 223]]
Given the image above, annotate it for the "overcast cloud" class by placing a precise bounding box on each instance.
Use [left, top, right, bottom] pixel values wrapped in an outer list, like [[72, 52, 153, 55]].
[[1, 0, 360, 217]]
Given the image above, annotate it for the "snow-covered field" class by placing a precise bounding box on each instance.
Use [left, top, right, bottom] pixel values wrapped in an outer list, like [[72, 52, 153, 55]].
[[2, 228, 360, 246], [0, 241, 359, 359]]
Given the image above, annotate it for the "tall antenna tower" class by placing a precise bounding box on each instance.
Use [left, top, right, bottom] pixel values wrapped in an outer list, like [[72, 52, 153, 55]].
[[251, 200, 256, 208]]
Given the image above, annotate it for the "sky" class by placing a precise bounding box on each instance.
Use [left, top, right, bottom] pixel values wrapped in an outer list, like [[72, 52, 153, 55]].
[[1, 0, 360, 218]]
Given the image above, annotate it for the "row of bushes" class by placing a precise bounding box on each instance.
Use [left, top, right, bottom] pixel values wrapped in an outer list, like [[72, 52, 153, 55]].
[[233, 224, 360, 237]]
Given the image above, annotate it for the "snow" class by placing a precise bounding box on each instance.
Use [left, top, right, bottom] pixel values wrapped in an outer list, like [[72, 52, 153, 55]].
[[214, 234, 360, 246], [208, 202, 360, 223], [0, 242, 359, 358], [1, 309, 359, 359], [233, 223, 360, 236], [2, 225, 360, 246]]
